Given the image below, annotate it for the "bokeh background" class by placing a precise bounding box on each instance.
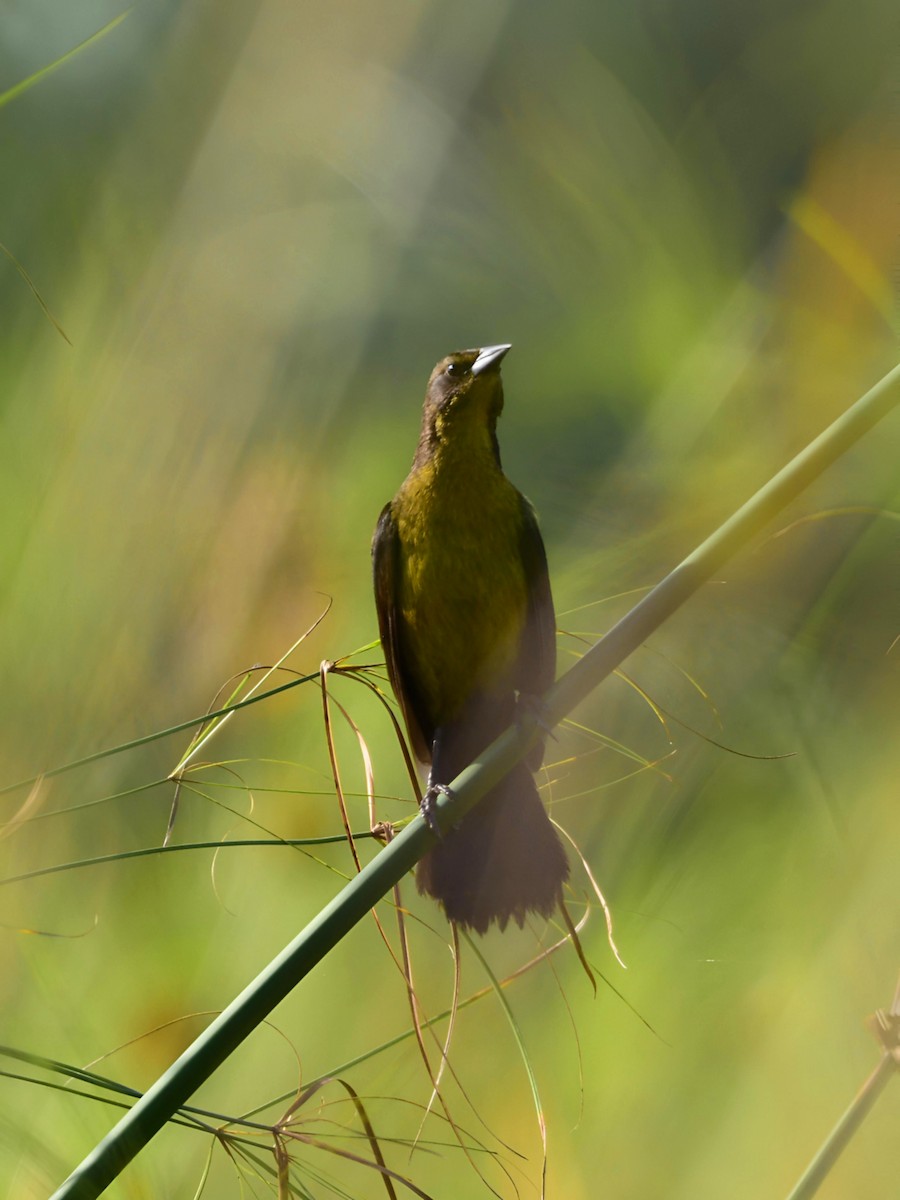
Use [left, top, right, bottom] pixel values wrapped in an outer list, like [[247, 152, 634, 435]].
[[1, 2, 898, 1196]]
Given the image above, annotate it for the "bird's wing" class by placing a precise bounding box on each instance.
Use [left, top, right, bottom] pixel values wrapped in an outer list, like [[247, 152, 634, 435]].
[[516, 496, 557, 696], [371, 502, 432, 763]]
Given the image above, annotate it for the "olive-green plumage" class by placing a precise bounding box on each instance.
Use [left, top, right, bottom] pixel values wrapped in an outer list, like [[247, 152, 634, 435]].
[[372, 344, 568, 933]]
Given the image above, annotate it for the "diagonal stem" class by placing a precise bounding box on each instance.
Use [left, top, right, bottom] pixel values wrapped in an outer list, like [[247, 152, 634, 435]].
[[51, 362, 900, 1199], [784, 1051, 897, 1200]]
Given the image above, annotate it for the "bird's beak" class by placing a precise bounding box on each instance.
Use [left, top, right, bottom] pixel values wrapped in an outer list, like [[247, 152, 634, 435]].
[[471, 343, 512, 376]]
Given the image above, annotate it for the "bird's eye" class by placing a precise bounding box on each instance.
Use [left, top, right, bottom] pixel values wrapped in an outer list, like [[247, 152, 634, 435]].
[[445, 361, 466, 377]]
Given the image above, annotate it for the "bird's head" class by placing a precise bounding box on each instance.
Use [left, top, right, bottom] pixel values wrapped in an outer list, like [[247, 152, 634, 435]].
[[417, 344, 511, 465]]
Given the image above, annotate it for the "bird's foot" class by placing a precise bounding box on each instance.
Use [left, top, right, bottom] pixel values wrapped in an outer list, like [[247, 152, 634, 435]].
[[421, 776, 454, 838]]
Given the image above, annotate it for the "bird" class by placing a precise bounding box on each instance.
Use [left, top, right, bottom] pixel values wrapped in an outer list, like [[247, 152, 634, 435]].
[[372, 343, 569, 933]]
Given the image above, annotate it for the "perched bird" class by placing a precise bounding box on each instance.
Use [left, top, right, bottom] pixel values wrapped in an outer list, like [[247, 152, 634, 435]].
[[372, 344, 569, 933]]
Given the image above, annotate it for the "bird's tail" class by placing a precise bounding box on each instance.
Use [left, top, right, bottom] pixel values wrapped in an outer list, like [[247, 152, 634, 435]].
[[416, 761, 569, 934]]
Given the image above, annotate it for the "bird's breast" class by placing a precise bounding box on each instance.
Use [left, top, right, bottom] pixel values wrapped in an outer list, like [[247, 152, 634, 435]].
[[393, 462, 528, 723]]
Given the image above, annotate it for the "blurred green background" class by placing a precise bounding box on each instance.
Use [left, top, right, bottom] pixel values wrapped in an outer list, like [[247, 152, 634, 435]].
[[1, 1, 897, 1196]]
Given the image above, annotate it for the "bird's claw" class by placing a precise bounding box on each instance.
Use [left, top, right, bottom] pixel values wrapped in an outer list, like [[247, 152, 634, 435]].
[[421, 781, 454, 838]]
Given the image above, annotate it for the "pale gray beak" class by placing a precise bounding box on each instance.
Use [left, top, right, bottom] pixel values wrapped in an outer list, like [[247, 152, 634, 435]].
[[471, 343, 512, 376]]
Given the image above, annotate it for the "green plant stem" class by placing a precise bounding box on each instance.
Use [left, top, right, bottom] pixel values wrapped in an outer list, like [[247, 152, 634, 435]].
[[50, 362, 900, 1199], [0, 673, 318, 800], [545, 361, 900, 727], [0, 834, 380, 888], [784, 1052, 897, 1200], [0, 12, 131, 109]]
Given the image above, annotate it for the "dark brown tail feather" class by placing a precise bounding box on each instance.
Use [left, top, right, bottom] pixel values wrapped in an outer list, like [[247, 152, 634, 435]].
[[416, 761, 569, 934]]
